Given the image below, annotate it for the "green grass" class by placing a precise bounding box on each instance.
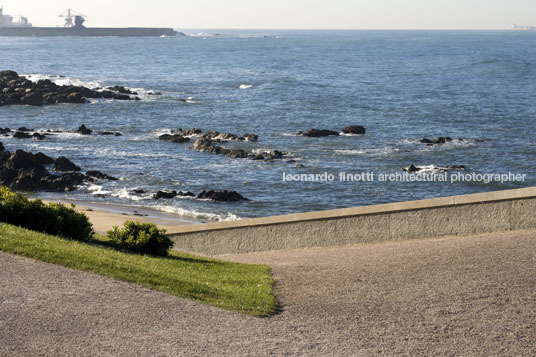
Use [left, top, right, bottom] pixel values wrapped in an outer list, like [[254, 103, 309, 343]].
[[0, 222, 277, 317]]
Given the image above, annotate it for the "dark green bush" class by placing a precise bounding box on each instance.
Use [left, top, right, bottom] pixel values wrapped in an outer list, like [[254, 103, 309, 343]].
[[107, 220, 173, 256], [0, 186, 94, 241]]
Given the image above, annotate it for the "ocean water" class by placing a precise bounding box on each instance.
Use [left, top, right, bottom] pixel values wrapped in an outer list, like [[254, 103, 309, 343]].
[[1, 30, 535, 221]]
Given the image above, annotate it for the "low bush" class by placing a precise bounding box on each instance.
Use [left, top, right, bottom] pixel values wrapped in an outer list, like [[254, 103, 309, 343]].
[[0, 186, 93, 241], [107, 220, 174, 256]]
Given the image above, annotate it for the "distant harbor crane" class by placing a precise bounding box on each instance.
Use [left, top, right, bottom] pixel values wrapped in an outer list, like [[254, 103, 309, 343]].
[[59, 9, 86, 28]]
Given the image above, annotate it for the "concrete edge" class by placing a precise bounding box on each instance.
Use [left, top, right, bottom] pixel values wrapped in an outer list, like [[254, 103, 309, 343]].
[[168, 187, 536, 236]]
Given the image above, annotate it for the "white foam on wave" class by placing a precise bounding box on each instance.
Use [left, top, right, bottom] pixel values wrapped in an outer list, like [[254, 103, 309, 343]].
[[238, 84, 253, 89], [152, 204, 241, 222], [334, 147, 398, 156], [24, 73, 102, 90]]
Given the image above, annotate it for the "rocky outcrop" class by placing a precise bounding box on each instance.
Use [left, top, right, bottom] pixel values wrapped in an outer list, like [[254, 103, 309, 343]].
[[342, 125, 366, 135], [197, 190, 248, 203], [0, 70, 136, 107], [419, 137, 453, 145], [159, 134, 190, 143], [86, 170, 118, 181], [402, 164, 467, 173], [298, 129, 340, 137], [107, 86, 138, 95], [76, 124, 93, 135], [0, 148, 112, 192], [192, 137, 287, 162], [153, 190, 195, 199], [53, 156, 81, 172]]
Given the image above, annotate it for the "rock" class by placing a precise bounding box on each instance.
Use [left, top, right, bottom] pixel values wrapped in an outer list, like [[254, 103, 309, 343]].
[[243, 134, 259, 142], [53, 156, 81, 172], [0, 142, 4, 152], [34, 152, 55, 165], [198, 190, 248, 203], [76, 124, 93, 135], [0, 128, 11, 135], [300, 129, 340, 137], [21, 92, 44, 106], [403, 164, 421, 173], [0, 70, 19, 81], [153, 190, 178, 199], [147, 91, 161, 96], [342, 125, 366, 135], [419, 137, 453, 145], [41, 172, 87, 192], [5, 150, 48, 170], [86, 170, 118, 181], [107, 86, 138, 95], [1, 71, 134, 107], [175, 128, 203, 137], [13, 131, 32, 139], [17, 127, 33, 132], [177, 191, 196, 197], [129, 189, 146, 195], [32, 133, 47, 140], [159, 134, 190, 143]]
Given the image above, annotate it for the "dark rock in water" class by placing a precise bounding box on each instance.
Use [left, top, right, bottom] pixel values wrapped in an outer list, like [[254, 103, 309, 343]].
[[441, 165, 466, 171], [174, 128, 203, 136], [86, 170, 118, 181], [100, 131, 123, 137], [13, 131, 32, 139], [0, 128, 11, 135], [107, 86, 138, 95], [76, 124, 93, 135], [159, 134, 190, 143], [403, 164, 421, 173], [153, 190, 178, 199], [53, 156, 81, 172], [342, 125, 366, 135], [21, 92, 44, 106], [197, 190, 248, 203], [193, 137, 288, 162], [34, 152, 55, 165], [147, 91, 162, 96], [1, 71, 134, 107], [41, 172, 87, 192], [0, 70, 19, 81], [32, 133, 47, 140], [243, 134, 259, 142], [130, 189, 147, 195], [17, 127, 33, 132], [300, 129, 340, 137], [177, 191, 196, 197], [0, 142, 4, 152], [5, 150, 47, 170], [419, 137, 453, 145]]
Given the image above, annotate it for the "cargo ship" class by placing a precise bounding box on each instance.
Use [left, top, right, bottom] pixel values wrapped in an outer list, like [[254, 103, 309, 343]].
[[0, 7, 181, 37]]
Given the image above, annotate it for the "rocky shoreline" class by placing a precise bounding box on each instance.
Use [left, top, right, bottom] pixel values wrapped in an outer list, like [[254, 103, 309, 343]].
[[0, 70, 138, 106]]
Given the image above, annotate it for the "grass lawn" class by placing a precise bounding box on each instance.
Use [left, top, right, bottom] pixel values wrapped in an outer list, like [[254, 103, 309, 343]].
[[0, 222, 277, 317]]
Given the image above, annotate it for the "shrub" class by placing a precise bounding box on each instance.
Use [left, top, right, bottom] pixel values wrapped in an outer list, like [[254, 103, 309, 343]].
[[107, 221, 173, 256], [0, 186, 94, 241]]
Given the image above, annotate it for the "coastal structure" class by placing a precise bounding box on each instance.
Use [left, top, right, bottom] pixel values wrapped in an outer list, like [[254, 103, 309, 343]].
[[512, 22, 536, 30], [0, 7, 180, 37]]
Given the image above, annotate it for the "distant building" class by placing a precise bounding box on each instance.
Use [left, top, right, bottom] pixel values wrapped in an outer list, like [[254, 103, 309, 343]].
[[0, 6, 32, 27], [512, 22, 536, 31]]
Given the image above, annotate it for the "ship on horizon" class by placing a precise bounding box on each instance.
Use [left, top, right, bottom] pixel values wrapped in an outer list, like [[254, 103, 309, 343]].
[[0, 6, 182, 37], [512, 22, 536, 31]]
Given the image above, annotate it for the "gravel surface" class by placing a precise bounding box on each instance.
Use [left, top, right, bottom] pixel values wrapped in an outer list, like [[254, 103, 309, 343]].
[[1, 230, 535, 356]]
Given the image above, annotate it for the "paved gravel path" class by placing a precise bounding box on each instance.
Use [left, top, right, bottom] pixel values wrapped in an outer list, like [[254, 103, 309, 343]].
[[1, 230, 535, 356]]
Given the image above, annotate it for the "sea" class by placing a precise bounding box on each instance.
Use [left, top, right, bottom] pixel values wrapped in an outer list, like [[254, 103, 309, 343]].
[[1, 30, 535, 221]]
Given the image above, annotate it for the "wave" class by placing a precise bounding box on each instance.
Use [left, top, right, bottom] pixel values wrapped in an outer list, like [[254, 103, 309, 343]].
[[333, 147, 398, 156]]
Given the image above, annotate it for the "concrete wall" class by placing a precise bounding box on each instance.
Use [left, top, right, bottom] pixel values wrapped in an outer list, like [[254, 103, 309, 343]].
[[168, 187, 536, 255]]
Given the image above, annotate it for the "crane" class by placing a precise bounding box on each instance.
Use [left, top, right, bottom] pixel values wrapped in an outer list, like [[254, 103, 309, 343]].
[[59, 9, 86, 28]]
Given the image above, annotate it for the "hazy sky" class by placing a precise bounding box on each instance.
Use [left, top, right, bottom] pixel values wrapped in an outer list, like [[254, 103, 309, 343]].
[[1, 0, 535, 29]]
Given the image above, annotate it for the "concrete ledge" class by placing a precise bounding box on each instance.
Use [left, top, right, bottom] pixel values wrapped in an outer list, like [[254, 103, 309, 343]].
[[169, 187, 536, 255]]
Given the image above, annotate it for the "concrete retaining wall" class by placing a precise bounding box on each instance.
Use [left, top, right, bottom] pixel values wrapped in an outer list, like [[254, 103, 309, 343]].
[[168, 187, 536, 255]]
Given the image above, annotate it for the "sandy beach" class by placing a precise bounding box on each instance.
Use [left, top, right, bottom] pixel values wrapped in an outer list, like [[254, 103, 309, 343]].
[[45, 199, 204, 235]]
